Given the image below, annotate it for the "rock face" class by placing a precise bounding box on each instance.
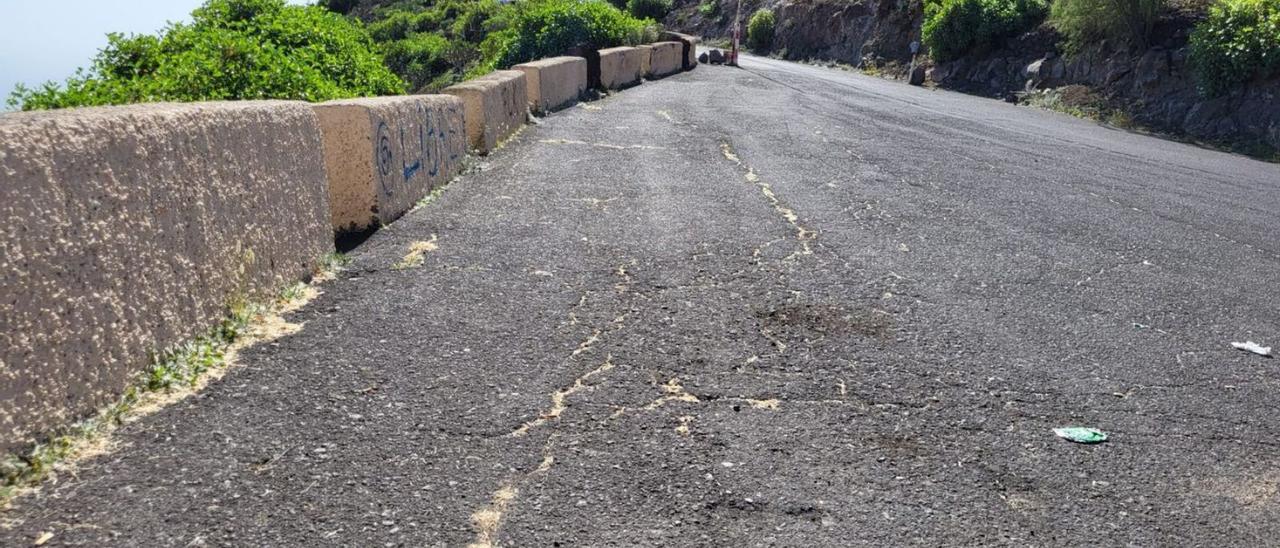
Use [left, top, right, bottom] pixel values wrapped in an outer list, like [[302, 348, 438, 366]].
[[928, 22, 1280, 152], [668, 0, 922, 68]]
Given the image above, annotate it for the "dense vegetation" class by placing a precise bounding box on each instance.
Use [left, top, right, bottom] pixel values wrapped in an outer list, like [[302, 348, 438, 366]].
[[922, 0, 1278, 97], [747, 9, 777, 52], [337, 0, 658, 92], [480, 0, 659, 74], [922, 0, 1048, 61], [1049, 0, 1163, 53], [1189, 0, 1280, 96], [8, 0, 402, 111]]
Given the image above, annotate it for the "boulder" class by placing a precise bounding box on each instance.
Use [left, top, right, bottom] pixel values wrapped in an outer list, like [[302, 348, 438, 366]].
[[709, 49, 725, 64], [699, 52, 709, 64], [909, 65, 926, 86]]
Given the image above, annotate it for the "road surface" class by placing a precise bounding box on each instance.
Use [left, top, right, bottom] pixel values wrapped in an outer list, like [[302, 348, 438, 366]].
[[4, 53, 1280, 546]]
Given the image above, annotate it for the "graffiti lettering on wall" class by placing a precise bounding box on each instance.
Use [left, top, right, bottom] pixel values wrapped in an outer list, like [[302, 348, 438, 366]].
[[373, 104, 464, 201]]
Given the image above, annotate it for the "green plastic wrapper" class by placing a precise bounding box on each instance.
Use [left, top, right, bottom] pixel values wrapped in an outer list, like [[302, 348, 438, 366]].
[[1054, 427, 1108, 444]]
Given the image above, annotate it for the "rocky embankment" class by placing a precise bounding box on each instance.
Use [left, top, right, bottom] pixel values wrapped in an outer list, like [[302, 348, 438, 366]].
[[667, 0, 1280, 155]]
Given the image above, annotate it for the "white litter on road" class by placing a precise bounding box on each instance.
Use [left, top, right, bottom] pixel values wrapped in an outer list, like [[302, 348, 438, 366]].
[[1231, 341, 1272, 357]]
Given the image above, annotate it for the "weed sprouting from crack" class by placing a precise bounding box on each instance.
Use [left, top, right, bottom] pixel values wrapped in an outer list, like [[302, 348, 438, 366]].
[[393, 235, 440, 270]]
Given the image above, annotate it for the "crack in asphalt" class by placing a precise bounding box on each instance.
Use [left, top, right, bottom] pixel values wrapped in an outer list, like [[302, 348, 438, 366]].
[[466, 437, 557, 548], [510, 355, 616, 438], [719, 142, 817, 261]]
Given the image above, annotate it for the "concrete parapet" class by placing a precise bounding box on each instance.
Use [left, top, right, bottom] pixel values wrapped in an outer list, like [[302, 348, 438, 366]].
[[660, 31, 701, 70], [0, 101, 333, 454], [443, 70, 528, 154], [599, 47, 644, 90], [513, 57, 588, 114], [648, 42, 684, 78], [314, 95, 465, 232], [637, 45, 654, 78]]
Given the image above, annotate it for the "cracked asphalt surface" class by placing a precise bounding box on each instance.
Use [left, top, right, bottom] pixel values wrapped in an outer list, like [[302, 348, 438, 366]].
[[4, 53, 1280, 546]]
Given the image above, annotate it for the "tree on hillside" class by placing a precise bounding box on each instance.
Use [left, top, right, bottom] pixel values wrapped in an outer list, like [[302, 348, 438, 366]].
[[8, 0, 403, 111]]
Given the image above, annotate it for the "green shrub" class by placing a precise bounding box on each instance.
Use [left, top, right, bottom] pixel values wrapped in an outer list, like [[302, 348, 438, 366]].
[[8, 0, 402, 110], [1190, 0, 1280, 96], [384, 33, 453, 91], [451, 0, 504, 42], [323, 0, 361, 14], [628, 0, 673, 20], [483, 0, 653, 70], [747, 9, 776, 52], [1050, 0, 1164, 53], [922, 0, 1047, 61], [698, 0, 720, 16]]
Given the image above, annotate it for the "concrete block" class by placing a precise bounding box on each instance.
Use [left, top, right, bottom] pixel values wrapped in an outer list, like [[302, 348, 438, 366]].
[[314, 95, 465, 232], [443, 70, 528, 154], [0, 101, 333, 454], [648, 42, 684, 78], [637, 45, 654, 78], [513, 56, 588, 114], [598, 47, 644, 90], [661, 31, 701, 70]]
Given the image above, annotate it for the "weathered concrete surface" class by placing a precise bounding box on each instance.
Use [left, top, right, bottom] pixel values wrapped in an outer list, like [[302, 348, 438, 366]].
[[637, 45, 654, 78], [513, 57, 588, 115], [443, 70, 528, 154], [0, 101, 332, 455], [598, 47, 644, 90], [314, 95, 466, 232], [648, 41, 684, 78], [661, 31, 701, 70]]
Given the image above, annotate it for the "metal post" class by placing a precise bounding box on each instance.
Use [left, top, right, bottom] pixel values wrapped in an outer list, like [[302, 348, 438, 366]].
[[729, 0, 741, 66]]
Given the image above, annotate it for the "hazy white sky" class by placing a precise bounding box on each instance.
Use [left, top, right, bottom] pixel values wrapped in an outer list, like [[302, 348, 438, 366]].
[[0, 0, 310, 105]]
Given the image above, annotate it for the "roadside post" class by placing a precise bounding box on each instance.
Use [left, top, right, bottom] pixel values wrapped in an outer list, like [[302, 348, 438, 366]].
[[729, 0, 741, 66]]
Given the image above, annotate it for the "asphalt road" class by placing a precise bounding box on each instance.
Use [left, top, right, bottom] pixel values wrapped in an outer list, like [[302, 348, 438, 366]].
[[4, 53, 1280, 547]]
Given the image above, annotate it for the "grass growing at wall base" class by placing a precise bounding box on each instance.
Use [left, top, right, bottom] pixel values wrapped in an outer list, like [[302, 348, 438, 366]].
[[0, 252, 349, 505]]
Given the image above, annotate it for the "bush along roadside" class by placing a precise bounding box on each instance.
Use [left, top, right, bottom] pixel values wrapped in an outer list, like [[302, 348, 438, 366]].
[[8, 0, 402, 110], [0, 253, 351, 504], [1190, 0, 1280, 97]]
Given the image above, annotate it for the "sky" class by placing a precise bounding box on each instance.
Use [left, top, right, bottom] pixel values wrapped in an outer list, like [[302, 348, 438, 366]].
[[0, 0, 309, 107]]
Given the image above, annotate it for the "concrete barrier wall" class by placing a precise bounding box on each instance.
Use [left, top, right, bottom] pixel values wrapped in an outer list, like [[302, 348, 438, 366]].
[[599, 47, 645, 90], [648, 42, 684, 78], [0, 101, 333, 454], [512, 57, 588, 115], [660, 32, 701, 70], [314, 95, 466, 232], [443, 70, 528, 154], [637, 45, 654, 78]]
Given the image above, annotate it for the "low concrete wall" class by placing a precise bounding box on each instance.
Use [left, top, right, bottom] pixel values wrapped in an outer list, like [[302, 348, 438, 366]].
[[314, 95, 466, 232], [599, 47, 644, 90], [648, 42, 684, 78], [637, 45, 654, 78], [443, 71, 528, 154], [661, 31, 701, 70], [513, 57, 588, 114], [0, 101, 333, 454]]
